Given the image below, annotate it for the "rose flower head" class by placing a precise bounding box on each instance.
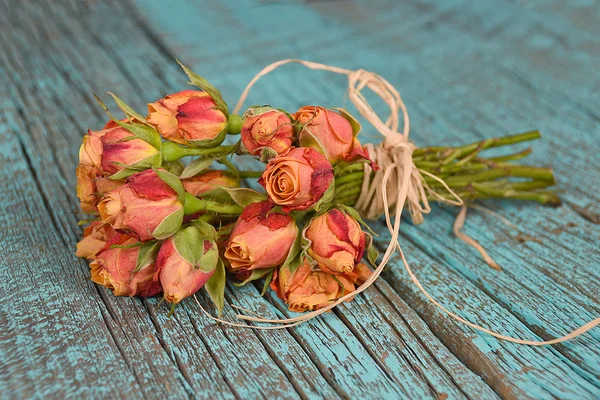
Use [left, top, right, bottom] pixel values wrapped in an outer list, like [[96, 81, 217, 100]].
[[240, 106, 294, 160], [98, 168, 184, 241], [147, 90, 227, 147], [271, 259, 371, 312], [259, 147, 334, 213], [225, 201, 299, 275], [76, 120, 161, 212], [182, 170, 240, 198], [76, 221, 117, 259], [155, 222, 219, 304], [304, 208, 366, 275], [90, 233, 162, 297], [294, 106, 370, 164]]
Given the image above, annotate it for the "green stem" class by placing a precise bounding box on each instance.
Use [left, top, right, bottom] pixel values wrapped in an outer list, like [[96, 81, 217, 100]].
[[227, 114, 242, 135], [439, 165, 555, 187], [238, 171, 264, 178], [413, 130, 541, 158], [162, 142, 235, 163], [219, 157, 239, 176], [335, 172, 364, 185], [183, 192, 244, 215]]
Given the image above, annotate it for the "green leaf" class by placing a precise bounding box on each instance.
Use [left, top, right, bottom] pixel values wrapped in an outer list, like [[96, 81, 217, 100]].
[[187, 129, 227, 149], [313, 180, 335, 213], [367, 242, 379, 266], [177, 60, 229, 117], [205, 258, 226, 315], [259, 147, 278, 163], [216, 187, 266, 207], [106, 92, 149, 125], [164, 160, 186, 176], [337, 204, 378, 236], [108, 168, 140, 181], [332, 107, 362, 137], [151, 208, 184, 240], [173, 225, 205, 265], [282, 230, 301, 269], [135, 241, 161, 272], [261, 269, 274, 296], [233, 267, 274, 287], [154, 168, 185, 201], [179, 157, 215, 179]]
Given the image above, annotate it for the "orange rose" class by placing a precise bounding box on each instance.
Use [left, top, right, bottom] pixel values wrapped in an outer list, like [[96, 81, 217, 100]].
[[304, 208, 366, 274], [259, 147, 334, 212], [98, 169, 184, 241], [90, 233, 162, 297], [271, 259, 371, 312], [241, 108, 294, 158], [225, 202, 298, 273], [147, 90, 227, 147], [76, 221, 117, 259], [76, 120, 160, 213], [155, 224, 218, 304], [294, 106, 369, 164], [182, 170, 239, 198]]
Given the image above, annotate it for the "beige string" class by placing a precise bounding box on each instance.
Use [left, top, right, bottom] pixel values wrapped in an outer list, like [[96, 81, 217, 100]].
[[205, 59, 600, 345]]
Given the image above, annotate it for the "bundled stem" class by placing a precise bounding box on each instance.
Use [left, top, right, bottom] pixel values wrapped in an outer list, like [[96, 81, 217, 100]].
[[333, 131, 560, 207]]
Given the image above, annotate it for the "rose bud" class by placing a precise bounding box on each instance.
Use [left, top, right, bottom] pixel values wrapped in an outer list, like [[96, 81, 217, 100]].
[[182, 170, 239, 198], [304, 208, 366, 275], [90, 233, 162, 297], [79, 121, 161, 177], [225, 202, 298, 274], [240, 107, 294, 158], [294, 106, 369, 164], [98, 169, 184, 241], [271, 259, 371, 312], [76, 221, 117, 259], [76, 165, 124, 214], [155, 223, 219, 304], [259, 147, 334, 212], [147, 90, 227, 147]]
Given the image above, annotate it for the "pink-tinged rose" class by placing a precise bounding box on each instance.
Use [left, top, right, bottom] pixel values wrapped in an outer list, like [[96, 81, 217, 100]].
[[98, 169, 184, 241], [259, 147, 334, 212], [241, 108, 294, 157], [182, 170, 239, 198], [76, 164, 100, 214], [294, 106, 369, 164], [225, 202, 298, 274], [79, 123, 160, 176], [155, 225, 218, 304], [76, 221, 117, 259], [270, 259, 371, 312], [304, 208, 366, 274], [90, 233, 162, 297], [147, 90, 227, 147]]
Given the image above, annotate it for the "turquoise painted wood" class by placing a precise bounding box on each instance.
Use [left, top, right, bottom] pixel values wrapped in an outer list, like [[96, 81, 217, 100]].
[[0, 0, 598, 398]]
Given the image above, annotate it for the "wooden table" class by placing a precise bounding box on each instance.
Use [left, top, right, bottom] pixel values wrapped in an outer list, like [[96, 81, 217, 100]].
[[2, 1, 599, 398]]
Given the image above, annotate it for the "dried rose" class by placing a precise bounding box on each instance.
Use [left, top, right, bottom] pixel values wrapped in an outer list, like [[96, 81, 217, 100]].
[[271, 259, 371, 312], [155, 223, 219, 304], [241, 107, 294, 158], [147, 90, 227, 147], [90, 233, 161, 297], [304, 208, 366, 275], [98, 169, 184, 241], [259, 147, 334, 212], [76, 221, 117, 259], [225, 202, 298, 274], [182, 170, 239, 198], [294, 106, 369, 164]]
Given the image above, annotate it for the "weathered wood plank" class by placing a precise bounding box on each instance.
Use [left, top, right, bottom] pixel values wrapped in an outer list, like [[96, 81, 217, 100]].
[[0, 0, 505, 398], [133, 0, 600, 398]]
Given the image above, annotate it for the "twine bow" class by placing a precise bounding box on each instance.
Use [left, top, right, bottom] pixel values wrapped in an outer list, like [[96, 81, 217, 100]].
[[196, 59, 600, 345]]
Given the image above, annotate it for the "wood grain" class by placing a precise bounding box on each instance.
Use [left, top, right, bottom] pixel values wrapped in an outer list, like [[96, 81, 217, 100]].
[[0, 0, 598, 399]]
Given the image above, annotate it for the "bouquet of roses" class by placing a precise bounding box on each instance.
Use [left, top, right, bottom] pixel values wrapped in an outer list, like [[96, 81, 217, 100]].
[[76, 61, 562, 321]]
